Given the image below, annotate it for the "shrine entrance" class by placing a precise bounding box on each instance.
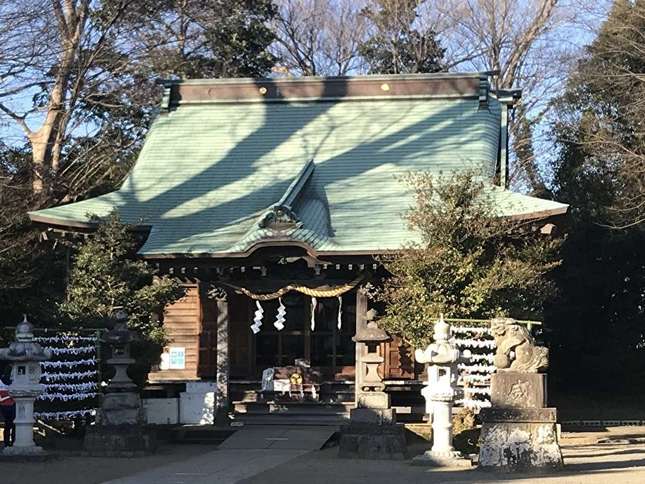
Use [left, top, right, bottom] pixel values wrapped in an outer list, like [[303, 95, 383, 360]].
[[253, 292, 356, 381]]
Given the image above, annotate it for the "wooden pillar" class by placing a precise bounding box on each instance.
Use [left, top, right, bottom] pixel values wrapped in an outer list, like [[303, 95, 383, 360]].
[[354, 286, 368, 405], [212, 287, 229, 426]]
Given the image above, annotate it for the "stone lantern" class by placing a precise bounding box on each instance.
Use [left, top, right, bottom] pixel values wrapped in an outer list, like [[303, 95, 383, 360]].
[[99, 308, 141, 425], [413, 316, 470, 467], [0, 315, 51, 456], [339, 306, 406, 460], [353, 308, 390, 415], [84, 309, 156, 456]]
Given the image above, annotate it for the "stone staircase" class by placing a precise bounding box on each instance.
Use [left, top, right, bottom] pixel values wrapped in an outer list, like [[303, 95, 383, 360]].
[[230, 380, 353, 426]]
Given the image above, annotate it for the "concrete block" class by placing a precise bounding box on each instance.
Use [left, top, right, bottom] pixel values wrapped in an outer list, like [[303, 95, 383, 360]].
[[180, 391, 215, 425], [143, 398, 179, 425], [185, 381, 217, 393]]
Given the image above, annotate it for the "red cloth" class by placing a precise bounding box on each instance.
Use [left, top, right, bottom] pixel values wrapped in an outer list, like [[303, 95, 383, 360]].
[[0, 389, 15, 406]]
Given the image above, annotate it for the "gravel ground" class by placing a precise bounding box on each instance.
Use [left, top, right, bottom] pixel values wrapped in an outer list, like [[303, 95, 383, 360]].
[[240, 426, 645, 484]]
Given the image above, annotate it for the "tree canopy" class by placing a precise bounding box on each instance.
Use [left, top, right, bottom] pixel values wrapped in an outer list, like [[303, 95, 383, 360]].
[[359, 0, 445, 74], [376, 173, 561, 347], [59, 214, 184, 344]]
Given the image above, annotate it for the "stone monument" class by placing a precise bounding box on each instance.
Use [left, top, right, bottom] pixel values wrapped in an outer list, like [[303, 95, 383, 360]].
[[339, 307, 406, 459], [84, 309, 156, 456], [478, 317, 563, 472], [0, 316, 51, 457], [412, 316, 471, 467]]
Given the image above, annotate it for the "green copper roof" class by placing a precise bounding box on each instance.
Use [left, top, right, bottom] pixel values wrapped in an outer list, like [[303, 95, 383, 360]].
[[29, 75, 567, 257]]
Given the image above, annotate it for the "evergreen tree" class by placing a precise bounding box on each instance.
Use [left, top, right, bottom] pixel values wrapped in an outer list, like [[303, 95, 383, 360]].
[[546, 0, 645, 393], [377, 173, 561, 347], [60, 214, 184, 344], [359, 0, 444, 74]]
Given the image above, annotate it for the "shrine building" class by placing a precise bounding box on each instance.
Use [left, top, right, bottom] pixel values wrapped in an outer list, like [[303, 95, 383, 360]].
[[28, 73, 567, 423]]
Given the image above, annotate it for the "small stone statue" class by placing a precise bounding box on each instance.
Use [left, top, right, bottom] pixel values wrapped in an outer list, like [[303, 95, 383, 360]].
[[490, 318, 548, 373]]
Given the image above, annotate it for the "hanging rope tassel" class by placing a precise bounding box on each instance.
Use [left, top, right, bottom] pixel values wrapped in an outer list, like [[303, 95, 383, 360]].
[[251, 300, 264, 334], [310, 296, 317, 331], [274, 297, 286, 331], [337, 295, 343, 330]]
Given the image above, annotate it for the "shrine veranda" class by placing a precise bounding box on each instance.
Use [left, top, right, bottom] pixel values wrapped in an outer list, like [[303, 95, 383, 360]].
[[25, 73, 567, 423]]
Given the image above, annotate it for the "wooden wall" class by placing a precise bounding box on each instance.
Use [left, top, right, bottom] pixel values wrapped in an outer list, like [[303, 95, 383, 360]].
[[147, 283, 421, 384], [149, 284, 202, 382], [383, 336, 421, 380]]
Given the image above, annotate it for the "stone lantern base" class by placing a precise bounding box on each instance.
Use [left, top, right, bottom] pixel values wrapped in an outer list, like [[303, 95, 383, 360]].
[[83, 424, 157, 457], [339, 406, 406, 460], [412, 449, 473, 467]]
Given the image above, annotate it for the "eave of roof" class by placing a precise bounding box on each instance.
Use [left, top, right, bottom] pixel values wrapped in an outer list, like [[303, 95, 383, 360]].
[[28, 72, 567, 259]]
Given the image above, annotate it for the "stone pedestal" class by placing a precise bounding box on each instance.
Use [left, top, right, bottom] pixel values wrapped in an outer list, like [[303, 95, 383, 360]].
[[339, 397, 406, 460], [101, 391, 142, 425], [84, 425, 157, 457], [490, 372, 547, 409], [2, 392, 48, 457], [479, 372, 563, 472], [339, 412, 406, 460]]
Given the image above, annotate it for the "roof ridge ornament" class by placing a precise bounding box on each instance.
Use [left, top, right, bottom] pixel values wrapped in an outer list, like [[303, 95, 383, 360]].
[[258, 205, 303, 232], [257, 159, 315, 232]]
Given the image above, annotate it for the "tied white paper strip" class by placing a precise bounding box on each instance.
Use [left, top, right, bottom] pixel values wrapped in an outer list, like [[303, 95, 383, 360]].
[[463, 387, 491, 396], [34, 409, 96, 420], [467, 353, 495, 363], [42, 370, 97, 381], [36, 336, 97, 343], [251, 300, 264, 334], [37, 392, 98, 401], [274, 297, 286, 331], [48, 346, 96, 355], [458, 363, 497, 373], [310, 297, 317, 331], [41, 358, 96, 368], [461, 374, 491, 382], [453, 338, 496, 349], [45, 382, 97, 392], [451, 326, 492, 335], [337, 296, 342, 330]]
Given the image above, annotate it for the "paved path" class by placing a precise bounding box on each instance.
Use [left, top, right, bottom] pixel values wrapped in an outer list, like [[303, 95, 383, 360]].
[[103, 425, 335, 484], [103, 448, 309, 484]]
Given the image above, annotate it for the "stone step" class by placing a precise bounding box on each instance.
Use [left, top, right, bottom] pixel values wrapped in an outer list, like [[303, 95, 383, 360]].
[[233, 413, 348, 426], [233, 400, 354, 415], [230, 389, 355, 403]]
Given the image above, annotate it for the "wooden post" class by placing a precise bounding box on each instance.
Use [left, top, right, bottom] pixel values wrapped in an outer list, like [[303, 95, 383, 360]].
[[354, 286, 368, 406], [213, 287, 229, 426]]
